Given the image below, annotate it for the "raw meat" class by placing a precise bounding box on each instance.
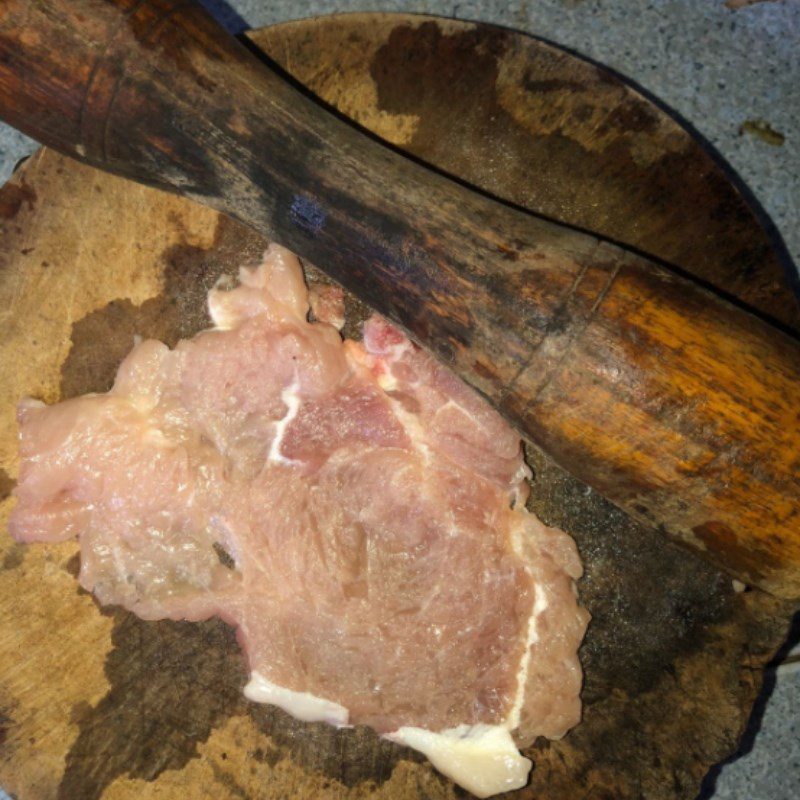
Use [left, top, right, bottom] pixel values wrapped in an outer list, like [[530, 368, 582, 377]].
[[10, 244, 589, 797]]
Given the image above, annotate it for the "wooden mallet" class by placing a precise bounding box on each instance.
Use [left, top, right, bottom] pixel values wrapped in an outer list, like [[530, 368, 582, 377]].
[[1, 0, 798, 595]]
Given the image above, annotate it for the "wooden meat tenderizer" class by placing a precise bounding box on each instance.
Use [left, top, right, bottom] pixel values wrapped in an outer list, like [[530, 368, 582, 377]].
[[0, 0, 798, 596]]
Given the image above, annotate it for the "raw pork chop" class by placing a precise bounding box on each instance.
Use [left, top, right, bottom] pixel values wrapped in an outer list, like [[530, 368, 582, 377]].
[[10, 244, 589, 797]]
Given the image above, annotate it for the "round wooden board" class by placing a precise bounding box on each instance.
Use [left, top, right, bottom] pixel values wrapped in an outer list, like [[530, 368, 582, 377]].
[[1, 13, 797, 800]]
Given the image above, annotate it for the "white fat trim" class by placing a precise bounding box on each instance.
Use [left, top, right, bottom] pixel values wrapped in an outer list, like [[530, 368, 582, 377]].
[[373, 340, 412, 392], [267, 379, 301, 465], [376, 370, 399, 392], [207, 266, 264, 330], [19, 398, 47, 409], [384, 724, 531, 798], [437, 398, 476, 423], [382, 583, 546, 797], [382, 338, 412, 363], [241, 576, 545, 798], [239, 261, 268, 290], [509, 461, 533, 510], [381, 389, 434, 467], [207, 285, 239, 331], [142, 427, 169, 446], [505, 583, 549, 731], [244, 671, 349, 727]]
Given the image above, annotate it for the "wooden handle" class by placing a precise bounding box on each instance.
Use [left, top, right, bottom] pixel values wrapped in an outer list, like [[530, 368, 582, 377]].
[[1, 0, 799, 597]]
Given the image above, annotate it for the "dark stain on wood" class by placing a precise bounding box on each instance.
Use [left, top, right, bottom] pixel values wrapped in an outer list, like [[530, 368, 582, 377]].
[[58, 611, 248, 800], [68, 701, 93, 726], [693, 520, 769, 582], [0, 468, 14, 501], [64, 553, 81, 578], [370, 22, 513, 184], [1, 543, 24, 572], [59, 215, 264, 400], [209, 762, 250, 800], [0, 709, 11, 747], [248, 704, 420, 788], [525, 455, 737, 700], [251, 744, 282, 767], [0, 180, 36, 220], [519, 445, 796, 798], [368, 22, 798, 330]]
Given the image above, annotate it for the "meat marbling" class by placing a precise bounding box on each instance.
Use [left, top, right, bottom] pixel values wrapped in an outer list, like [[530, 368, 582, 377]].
[[10, 244, 589, 798]]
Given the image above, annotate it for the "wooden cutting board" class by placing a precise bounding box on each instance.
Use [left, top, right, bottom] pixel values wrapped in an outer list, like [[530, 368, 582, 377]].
[[1, 14, 798, 800]]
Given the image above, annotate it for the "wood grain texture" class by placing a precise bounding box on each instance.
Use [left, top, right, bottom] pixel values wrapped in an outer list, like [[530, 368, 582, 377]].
[[0, 0, 799, 596], [0, 14, 798, 800]]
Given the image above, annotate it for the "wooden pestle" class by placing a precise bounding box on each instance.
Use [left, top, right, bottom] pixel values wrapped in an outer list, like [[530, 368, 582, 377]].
[[1, 0, 799, 596]]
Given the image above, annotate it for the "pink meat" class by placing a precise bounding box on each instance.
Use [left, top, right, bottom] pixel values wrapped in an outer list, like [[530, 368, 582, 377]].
[[10, 244, 588, 741], [308, 283, 345, 330]]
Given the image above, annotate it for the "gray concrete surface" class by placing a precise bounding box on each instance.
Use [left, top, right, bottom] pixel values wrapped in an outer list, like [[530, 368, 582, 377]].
[[1, 1, 798, 798], [708, 665, 800, 800]]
